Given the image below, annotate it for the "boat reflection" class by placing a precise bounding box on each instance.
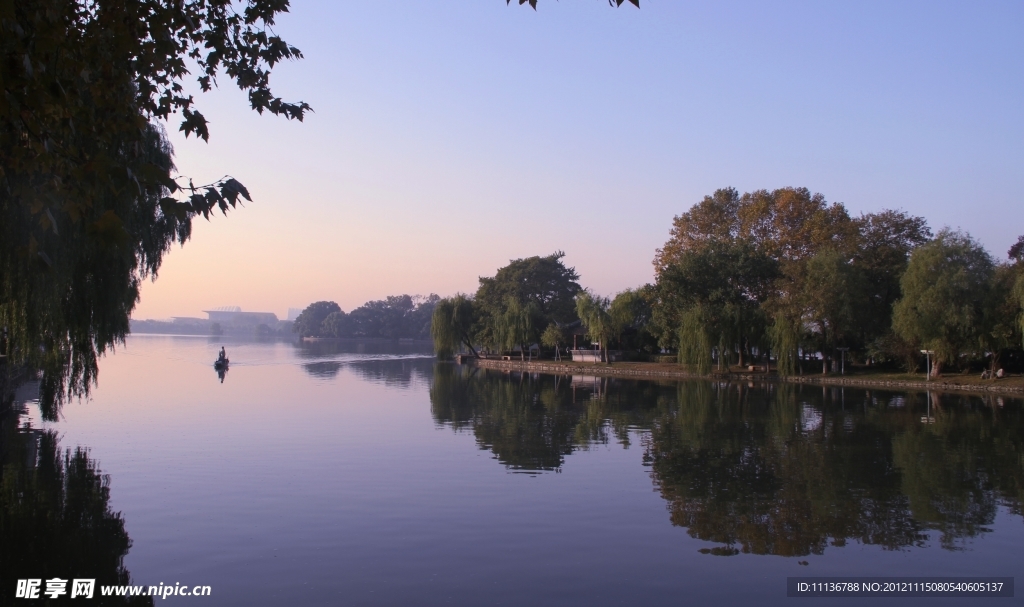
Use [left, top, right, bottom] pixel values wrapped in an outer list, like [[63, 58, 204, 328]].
[[429, 363, 1024, 556]]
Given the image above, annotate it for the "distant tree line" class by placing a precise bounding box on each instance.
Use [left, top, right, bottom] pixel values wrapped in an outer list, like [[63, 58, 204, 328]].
[[432, 188, 1024, 377], [293, 295, 440, 340]]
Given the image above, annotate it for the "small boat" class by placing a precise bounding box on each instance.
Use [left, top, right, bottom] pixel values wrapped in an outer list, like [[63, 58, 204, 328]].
[[214, 358, 229, 370]]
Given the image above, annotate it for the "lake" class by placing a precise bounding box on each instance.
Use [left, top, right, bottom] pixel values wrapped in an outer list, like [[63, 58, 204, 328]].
[[4, 336, 1022, 605]]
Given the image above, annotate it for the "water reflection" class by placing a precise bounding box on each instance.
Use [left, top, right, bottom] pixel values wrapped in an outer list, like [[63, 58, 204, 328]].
[[429, 364, 1024, 555], [0, 395, 152, 605], [430, 364, 671, 471], [294, 339, 434, 388], [345, 358, 432, 389], [293, 339, 434, 359], [302, 361, 343, 379]]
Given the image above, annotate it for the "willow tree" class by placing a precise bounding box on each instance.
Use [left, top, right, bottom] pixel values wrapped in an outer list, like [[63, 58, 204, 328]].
[[493, 298, 542, 361], [769, 314, 801, 376], [473, 252, 582, 348], [608, 287, 656, 354], [541, 324, 568, 361], [677, 305, 712, 374], [892, 229, 994, 377], [430, 295, 479, 360], [576, 291, 614, 363], [1011, 236, 1024, 348], [2, 0, 308, 416], [1015, 275, 1024, 349], [654, 240, 777, 370]]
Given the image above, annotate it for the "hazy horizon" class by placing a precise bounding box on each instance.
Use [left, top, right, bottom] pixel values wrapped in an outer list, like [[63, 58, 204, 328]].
[[132, 1, 1024, 320]]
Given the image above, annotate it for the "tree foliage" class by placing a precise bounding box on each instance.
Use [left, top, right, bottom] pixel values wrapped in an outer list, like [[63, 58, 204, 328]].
[[510, 0, 639, 9], [474, 252, 581, 348], [655, 187, 855, 274], [431, 294, 478, 360], [608, 287, 657, 354], [494, 297, 543, 361], [652, 187, 937, 375], [2, 0, 308, 416], [892, 229, 995, 375], [1008, 236, 1024, 349], [540, 323, 568, 361], [576, 290, 614, 363], [677, 305, 713, 374], [801, 248, 866, 365], [655, 238, 777, 367], [852, 210, 932, 340], [293, 301, 341, 338], [297, 295, 439, 341], [321, 311, 352, 339]]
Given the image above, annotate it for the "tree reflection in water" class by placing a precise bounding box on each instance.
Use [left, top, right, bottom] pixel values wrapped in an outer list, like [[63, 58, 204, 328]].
[[430, 364, 675, 471], [295, 340, 434, 388], [0, 402, 152, 606], [429, 364, 1024, 556]]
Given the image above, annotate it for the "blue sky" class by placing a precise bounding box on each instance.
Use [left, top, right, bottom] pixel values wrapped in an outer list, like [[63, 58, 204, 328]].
[[135, 0, 1024, 319]]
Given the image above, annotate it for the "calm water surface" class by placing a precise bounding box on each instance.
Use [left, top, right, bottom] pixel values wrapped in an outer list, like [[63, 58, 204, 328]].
[[4, 336, 1023, 606]]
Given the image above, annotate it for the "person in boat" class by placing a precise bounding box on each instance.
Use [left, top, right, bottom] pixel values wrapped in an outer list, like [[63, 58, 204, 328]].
[[218, 347, 227, 363]]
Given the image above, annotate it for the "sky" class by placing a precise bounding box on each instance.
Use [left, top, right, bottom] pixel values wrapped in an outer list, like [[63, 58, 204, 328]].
[[133, 0, 1024, 320]]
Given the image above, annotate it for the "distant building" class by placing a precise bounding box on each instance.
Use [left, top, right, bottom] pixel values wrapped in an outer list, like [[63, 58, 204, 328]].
[[204, 306, 279, 326]]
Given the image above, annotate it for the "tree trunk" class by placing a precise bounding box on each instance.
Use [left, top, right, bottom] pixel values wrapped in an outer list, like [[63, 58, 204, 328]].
[[461, 336, 480, 359]]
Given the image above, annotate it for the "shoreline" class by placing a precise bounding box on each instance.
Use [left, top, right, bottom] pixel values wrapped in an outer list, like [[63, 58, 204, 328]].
[[465, 357, 1024, 397]]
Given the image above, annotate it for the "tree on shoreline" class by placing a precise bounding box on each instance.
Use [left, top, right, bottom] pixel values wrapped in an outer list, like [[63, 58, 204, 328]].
[[474, 252, 582, 350], [608, 287, 658, 355], [801, 249, 867, 373], [295, 295, 439, 341], [892, 229, 995, 377], [495, 298, 543, 361], [655, 239, 777, 370], [652, 187, 948, 376], [2, 0, 308, 417], [576, 291, 614, 363], [1009, 236, 1024, 350], [432, 295, 480, 360], [293, 302, 342, 338], [541, 323, 568, 361]]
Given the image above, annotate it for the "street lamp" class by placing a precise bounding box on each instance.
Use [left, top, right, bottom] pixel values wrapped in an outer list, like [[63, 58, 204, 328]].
[[837, 347, 850, 375], [920, 350, 934, 381]]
